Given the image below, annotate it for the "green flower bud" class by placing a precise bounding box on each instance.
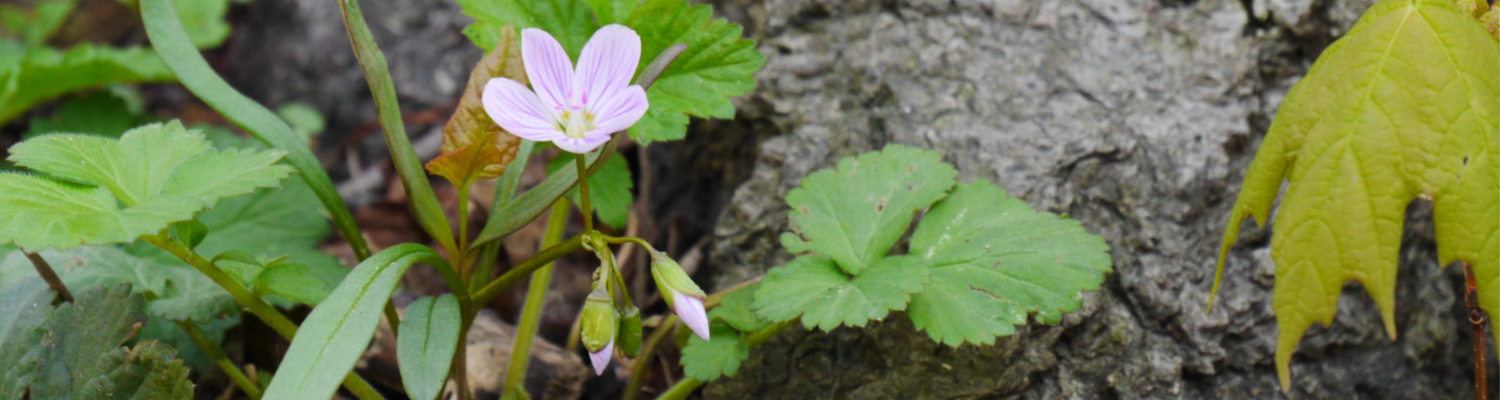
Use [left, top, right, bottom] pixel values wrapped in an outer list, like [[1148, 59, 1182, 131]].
[[616, 304, 644, 358], [651, 251, 710, 341], [580, 289, 618, 359]]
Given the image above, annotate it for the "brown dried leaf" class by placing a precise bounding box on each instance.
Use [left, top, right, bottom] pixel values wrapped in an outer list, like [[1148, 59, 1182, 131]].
[[441, 24, 526, 177], [427, 134, 506, 188]]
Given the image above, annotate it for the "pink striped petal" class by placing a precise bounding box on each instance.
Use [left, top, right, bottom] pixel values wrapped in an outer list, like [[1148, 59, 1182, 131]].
[[521, 28, 574, 111], [482, 78, 562, 141], [552, 133, 612, 154], [673, 292, 710, 342], [575, 24, 641, 109], [588, 339, 614, 376], [588, 85, 648, 136]]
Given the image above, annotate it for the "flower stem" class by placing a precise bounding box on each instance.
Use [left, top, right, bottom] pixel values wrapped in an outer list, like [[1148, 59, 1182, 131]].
[[457, 182, 472, 275], [177, 319, 262, 399], [575, 154, 594, 233], [502, 200, 570, 398], [140, 233, 386, 400], [652, 319, 797, 400], [20, 250, 72, 303], [472, 235, 584, 304], [623, 280, 764, 400]]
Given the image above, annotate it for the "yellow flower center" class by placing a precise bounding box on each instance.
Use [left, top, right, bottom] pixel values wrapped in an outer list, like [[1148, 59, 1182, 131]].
[[560, 109, 594, 139]]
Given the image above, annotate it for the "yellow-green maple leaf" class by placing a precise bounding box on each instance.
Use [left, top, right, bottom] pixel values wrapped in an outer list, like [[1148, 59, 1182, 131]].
[[1210, 0, 1498, 391]]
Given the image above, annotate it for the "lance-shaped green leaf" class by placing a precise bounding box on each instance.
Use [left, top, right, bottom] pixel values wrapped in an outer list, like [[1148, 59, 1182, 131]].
[[752, 255, 927, 331], [618, 0, 765, 144], [264, 244, 457, 400], [0, 43, 175, 125], [680, 325, 748, 381], [0, 279, 54, 399], [1209, 0, 1498, 390], [548, 153, 633, 229], [782, 145, 957, 275], [905, 181, 1112, 346], [0, 121, 292, 251], [1435, 144, 1498, 347], [398, 294, 461, 400]]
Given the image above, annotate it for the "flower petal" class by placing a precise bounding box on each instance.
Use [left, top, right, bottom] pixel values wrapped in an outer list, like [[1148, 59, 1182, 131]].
[[588, 339, 615, 376], [588, 85, 648, 135], [552, 133, 612, 154], [575, 24, 641, 109], [673, 292, 711, 342], [521, 28, 574, 111], [482, 78, 561, 141]]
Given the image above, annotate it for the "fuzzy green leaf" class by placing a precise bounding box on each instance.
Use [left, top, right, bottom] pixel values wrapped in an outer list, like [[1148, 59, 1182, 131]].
[[618, 0, 765, 144], [0, 121, 293, 251], [548, 153, 633, 229], [906, 181, 1112, 346], [709, 282, 767, 333], [0, 279, 54, 399], [783, 145, 957, 275], [397, 294, 461, 400], [0, 247, 236, 322], [0, 43, 175, 125], [680, 325, 748, 381], [26, 91, 157, 139], [1209, 0, 1498, 388], [752, 255, 928, 331]]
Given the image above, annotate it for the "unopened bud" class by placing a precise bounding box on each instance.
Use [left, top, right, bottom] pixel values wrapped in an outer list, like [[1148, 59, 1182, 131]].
[[651, 251, 709, 341], [580, 289, 618, 375], [617, 304, 643, 358]]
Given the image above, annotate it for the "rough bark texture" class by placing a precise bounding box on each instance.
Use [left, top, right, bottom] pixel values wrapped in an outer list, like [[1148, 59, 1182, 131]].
[[700, 0, 1498, 399], [222, 0, 1499, 398]]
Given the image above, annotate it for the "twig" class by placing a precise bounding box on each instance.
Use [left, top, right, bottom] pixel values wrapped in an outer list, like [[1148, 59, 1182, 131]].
[[22, 250, 73, 303], [1463, 262, 1489, 400]]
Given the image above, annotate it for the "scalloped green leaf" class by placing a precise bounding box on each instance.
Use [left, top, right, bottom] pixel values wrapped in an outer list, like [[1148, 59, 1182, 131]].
[[783, 145, 957, 275], [26, 91, 158, 139], [1208, 0, 1498, 389], [710, 282, 768, 333], [459, 0, 596, 60], [618, 0, 765, 144], [548, 153, 633, 229], [0, 121, 293, 251], [751, 255, 927, 331], [680, 325, 748, 381], [905, 181, 1112, 346]]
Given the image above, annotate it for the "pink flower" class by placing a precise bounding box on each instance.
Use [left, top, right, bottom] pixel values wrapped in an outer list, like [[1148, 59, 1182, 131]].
[[482, 25, 649, 154], [673, 292, 711, 341], [588, 339, 615, 376]]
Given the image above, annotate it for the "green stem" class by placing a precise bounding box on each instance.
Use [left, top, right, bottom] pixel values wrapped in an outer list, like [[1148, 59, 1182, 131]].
[[502, 200, 570, 399], [653, 319, 797, 400], [575, 154, 594, 233], [384, 302, 401, 338], [334, 0, 456, 255], [177, 320, 262, 399], [622, 315, 677, 400], [140, 234, 386, 400], [457, 182, 472, 278], [471, 235, 584, 304], [21, 250, 72, 303], [601, 235, 655, 253]]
